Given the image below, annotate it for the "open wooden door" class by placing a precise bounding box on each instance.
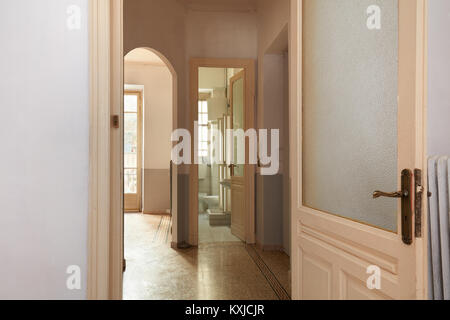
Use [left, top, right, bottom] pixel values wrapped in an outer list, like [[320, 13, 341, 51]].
[[230, 71, 246, 241], [290, 0, 427, 299]]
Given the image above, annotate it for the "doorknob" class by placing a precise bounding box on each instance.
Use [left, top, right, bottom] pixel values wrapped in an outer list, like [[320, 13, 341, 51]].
[[373, 190, 408, 199], [228, 164, 235, 176], [373, 169, 413, 246]]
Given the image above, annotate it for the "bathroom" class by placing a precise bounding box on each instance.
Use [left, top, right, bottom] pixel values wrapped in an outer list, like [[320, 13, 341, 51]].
[[198, 67, 243, 243]]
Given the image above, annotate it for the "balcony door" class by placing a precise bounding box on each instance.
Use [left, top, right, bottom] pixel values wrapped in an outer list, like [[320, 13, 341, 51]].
[[124, 91, 143, 212]]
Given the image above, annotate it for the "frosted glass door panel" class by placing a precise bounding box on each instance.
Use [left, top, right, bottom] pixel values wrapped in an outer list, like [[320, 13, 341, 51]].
[[303, 0, 399, 231]]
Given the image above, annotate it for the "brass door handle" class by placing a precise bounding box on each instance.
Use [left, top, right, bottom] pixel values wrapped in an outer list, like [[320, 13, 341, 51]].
[[373, 169, 413, 246], [372, 190, 409, 199]]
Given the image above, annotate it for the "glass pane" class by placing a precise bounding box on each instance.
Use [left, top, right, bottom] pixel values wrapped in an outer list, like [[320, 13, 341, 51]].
[[124, 169, 137, 194], [124, 94, 138, 113], [198, 101, 207, 113], [232, 77, 244, 177], [303, 0, 398, 231], [124, 153, 137, 169], [200, 114, 208, 125], [124, 113, 138, 156]]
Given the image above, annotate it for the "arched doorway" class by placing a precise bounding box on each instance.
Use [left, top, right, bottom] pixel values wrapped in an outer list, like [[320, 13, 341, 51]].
[[122, 48, 178, 298]]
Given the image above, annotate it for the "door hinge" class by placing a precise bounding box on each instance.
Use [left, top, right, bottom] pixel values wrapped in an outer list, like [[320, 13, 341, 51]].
[[414, 169, 424, 238], [112, 115, 120, 129], [123, 259, 127, 273]]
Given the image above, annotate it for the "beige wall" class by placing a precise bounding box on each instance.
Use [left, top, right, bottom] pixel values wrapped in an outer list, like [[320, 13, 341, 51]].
[[186, 11, 258, 60], [256, 0, 290, 129], [125, 63, 173, 169], [256, 0, 291, 254], [125, 62, 172, 213], [124, 0, 188, 239], [124, 0, 187, 129]]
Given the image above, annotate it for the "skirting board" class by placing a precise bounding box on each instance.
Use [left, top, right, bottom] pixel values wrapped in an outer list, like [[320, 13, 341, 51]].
[[143, 211, 171, 216], [255, 242, 285, 253]]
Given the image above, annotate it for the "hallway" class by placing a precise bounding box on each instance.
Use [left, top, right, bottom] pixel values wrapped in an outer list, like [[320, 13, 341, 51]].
[[123, 214, 290, 300]]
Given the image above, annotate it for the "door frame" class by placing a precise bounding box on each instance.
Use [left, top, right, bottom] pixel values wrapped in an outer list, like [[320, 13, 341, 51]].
[[189, 58, 256, 246], [289, 0, 428, 299]]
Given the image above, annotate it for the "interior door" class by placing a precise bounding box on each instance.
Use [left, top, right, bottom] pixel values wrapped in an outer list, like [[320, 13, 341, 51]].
[[124, 91, 142, 212], [291, 0, 427, 300], [230, 71, 246, 241]]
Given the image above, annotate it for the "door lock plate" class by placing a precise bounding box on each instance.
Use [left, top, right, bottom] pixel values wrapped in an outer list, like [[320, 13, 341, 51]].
[[414, 169, 423, 238], [401, 169, 413, 245]]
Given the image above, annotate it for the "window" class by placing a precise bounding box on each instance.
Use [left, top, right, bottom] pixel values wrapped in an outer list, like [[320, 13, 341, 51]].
[[198, 100, 209, 158], [124, 92, 141, 195]]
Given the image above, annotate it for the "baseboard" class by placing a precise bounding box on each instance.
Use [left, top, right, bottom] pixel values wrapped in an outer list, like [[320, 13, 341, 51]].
[[255, 242, 284, 252], [143, 211, 171, 216]]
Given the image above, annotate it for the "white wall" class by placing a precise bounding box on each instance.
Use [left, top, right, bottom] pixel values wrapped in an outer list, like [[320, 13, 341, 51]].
[[428, 0, 450, 156], [125, 63, 173, 169], [0, 0, 89, 299]]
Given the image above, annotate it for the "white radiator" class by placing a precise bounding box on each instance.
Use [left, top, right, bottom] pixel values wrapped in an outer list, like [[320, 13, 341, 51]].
[[428, 156, 450, 300]]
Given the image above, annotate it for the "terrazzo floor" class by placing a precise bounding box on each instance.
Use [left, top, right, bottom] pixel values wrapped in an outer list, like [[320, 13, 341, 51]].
[[123, 213, 291, 300]]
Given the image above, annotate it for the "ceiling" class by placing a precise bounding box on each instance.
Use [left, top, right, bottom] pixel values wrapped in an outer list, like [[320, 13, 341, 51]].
[[124, 48, 166, 66], [176, 0, 258, 13]]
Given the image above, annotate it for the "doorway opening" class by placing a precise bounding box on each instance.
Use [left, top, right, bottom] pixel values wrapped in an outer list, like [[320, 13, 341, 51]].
[[123, 47, 177, 299], [197, 67, 244, 244], [189, 59, 256, 247]]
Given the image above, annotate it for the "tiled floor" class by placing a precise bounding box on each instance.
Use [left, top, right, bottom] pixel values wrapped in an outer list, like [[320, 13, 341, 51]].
[[123, 213, 291, 300], [199, 213, 241, 244]]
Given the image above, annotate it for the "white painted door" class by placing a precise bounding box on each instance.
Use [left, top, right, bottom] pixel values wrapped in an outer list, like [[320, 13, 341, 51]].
[[290, 0, 427, 300], [230, 71, 246, 241]]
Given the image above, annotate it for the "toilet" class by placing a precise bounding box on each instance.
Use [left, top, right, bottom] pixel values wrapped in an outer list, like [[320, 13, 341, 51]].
[[198, 194, 220, 213]]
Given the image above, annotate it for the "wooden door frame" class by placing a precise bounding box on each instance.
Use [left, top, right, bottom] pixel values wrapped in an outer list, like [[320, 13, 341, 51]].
[[189, 58, 256, 246], [289, 0, 428, 299], [88, 0, 124, 300]]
